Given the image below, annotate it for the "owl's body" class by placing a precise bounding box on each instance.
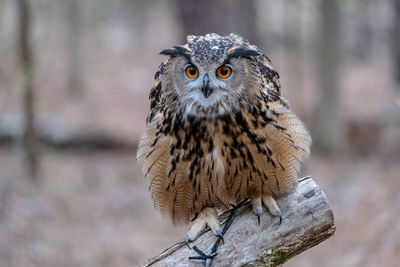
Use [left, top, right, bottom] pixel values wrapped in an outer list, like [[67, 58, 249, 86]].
[[137, 33, 311, 239]]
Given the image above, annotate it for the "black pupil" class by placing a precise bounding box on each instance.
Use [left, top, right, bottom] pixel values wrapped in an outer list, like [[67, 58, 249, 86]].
[[220, 67, 228, 76], [189, 67, 196, 76]]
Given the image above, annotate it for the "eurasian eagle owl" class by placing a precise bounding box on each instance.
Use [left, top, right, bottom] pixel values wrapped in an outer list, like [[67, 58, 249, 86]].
[[137, 33, 311, 246]]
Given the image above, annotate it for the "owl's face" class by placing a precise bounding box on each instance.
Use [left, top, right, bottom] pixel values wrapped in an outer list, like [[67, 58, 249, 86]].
[[161, 33, 263, 116], [172, 55, 247, 109]]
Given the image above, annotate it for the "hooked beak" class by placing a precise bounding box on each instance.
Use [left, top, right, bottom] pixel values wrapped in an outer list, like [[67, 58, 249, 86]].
[[201, 74, 213, 98]]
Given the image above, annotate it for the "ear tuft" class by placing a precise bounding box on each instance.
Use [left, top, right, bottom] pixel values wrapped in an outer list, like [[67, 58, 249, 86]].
[[160, 49, 177, 56], [228, 47, 260, 59]]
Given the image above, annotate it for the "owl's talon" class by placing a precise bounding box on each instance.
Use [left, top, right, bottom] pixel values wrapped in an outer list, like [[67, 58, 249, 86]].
[[262, 195, 282, 223], [276, 209, 282, 225], [184, 234, 192, 249], [251, 197, 263, 226]]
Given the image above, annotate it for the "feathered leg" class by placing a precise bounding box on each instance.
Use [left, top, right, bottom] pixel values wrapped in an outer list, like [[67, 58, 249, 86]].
[[188, 198, 248, 267], [185, 207, 223, 248]]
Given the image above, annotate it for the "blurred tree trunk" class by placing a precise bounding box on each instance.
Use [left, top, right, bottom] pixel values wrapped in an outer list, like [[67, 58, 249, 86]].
[[354, 0, 372, 59], [283, 0, 305, 113], [17, 0, 39, 179], [176, 0, 258, 43], [313, 0, 345, 153], [66, 0, 84, 96], [231, 0, 258, 44], [393, 0, 400, 91]]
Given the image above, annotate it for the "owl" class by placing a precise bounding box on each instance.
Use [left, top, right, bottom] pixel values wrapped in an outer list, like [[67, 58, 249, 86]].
[[137, 33, 311, 246]]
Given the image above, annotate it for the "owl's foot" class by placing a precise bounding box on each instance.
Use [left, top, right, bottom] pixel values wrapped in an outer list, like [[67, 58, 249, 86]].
[[184, 207, 222, 249], [188, 198, 248, 266], [251, 195, 282, 225]]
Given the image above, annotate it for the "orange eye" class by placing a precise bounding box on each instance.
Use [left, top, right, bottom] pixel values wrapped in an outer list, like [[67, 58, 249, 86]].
[[216, 65, 232, 79], [185, 65, 199, 79]]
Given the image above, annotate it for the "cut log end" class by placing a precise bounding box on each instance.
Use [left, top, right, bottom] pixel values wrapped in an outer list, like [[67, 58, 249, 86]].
[[144, 176, 335, 266]]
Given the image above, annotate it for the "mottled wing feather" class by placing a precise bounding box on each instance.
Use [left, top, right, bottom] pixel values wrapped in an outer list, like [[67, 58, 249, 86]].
[[221, 100, 311, 202]]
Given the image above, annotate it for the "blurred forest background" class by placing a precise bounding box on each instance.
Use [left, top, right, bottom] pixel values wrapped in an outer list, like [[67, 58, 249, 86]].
[[1, 0, 400, 266]]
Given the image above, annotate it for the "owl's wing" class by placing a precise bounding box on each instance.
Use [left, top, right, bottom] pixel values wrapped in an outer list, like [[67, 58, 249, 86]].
[[244, 54, 311, 197]]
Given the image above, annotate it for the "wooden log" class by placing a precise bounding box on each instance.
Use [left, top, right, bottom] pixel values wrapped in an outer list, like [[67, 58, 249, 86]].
[[144, 176, 335, 266]]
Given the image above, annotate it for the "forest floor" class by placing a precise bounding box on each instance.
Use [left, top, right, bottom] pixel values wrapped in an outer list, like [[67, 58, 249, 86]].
[[0, 150, 399, 267]]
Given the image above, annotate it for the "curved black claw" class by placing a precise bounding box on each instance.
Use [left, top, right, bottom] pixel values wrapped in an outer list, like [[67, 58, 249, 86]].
[[276, 209, 282, 225], [257, 209, 261, 226], [216, 230, 224, 245], [184, 234, 192, 249]]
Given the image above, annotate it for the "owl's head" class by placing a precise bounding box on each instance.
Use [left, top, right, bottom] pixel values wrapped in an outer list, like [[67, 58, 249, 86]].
[[158, 33, 279, 116]]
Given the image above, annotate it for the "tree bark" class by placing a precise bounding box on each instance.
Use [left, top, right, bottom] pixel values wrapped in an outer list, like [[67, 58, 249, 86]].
[[17, 0, 39, 179], [144, 176, 335, 267]]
